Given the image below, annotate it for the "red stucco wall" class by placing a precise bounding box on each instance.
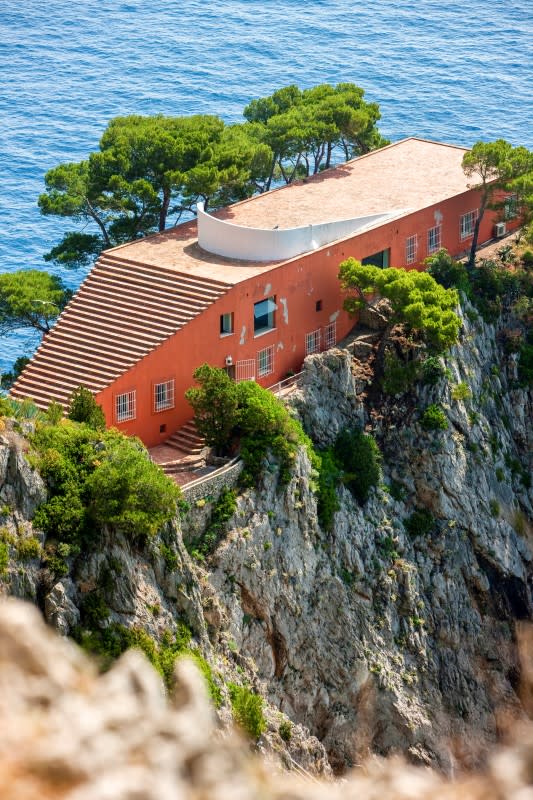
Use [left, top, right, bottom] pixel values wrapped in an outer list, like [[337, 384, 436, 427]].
[[96, 187, 517, 447]]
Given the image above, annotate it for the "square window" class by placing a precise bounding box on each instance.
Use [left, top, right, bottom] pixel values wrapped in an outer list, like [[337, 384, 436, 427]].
[[427, 225, 441, 254], [254, 296, 276, 335], [460, 210, 477, 240], [116, 390, 136, 422], [154, 379, 175, 412], [315, 300, 323, 312], [220, 312, 233, 335], [305, 329, 321, 355], [257, 345, 274, 377], [405, 234, 418, 265]]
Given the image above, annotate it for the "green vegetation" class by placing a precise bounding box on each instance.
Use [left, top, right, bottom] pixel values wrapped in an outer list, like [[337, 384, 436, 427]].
[[187, 488, 237, 561], [518, 330, 533, 387], [339, 260, 460, 352], [186, 365, 318, 485], [404, 509, 435, 538], [421, 355, 450, 386], [15, 536, 41, 561], [451, 381, 472, 402], [316, 448, 341, 530], [420, 404, 448, 431], [67, 386, 106, 430], [30, 420, 180, 574], [0, 356, 30, 391], [381, 351, 419, 395], [489, 499, 500, 518], [333, 428, 382, 505], [0, 541, 8, 575], [278, 719, 293, 742], [461, 139, 533, 267], [228, 682, 267, 740], [0, 270, 72, 338]]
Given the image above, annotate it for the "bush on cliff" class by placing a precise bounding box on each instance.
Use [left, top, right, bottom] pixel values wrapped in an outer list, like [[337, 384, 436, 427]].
[[31, 421, 181, 573], [333, 428, 382, 504]]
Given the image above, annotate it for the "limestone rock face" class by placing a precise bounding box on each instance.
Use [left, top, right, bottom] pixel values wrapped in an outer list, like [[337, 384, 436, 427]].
[[2, 598, 533, 800], [203, 304, 533, 773]]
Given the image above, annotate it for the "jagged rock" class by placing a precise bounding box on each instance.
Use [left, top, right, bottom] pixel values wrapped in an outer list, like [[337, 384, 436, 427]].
[[44, 578, 80, 635]]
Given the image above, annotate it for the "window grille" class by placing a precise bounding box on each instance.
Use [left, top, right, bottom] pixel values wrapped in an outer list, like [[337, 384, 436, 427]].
[[154, 379, 175, 412], [305, 329, 321, 355], [324, 321, 336, 350], [405, 234, 418, 265], [116, 390, 136, 422], [257, 345, 274, 377], [460, 210, 477, 240], [236, 359, 256, 382], [427, 225, 441, 254]]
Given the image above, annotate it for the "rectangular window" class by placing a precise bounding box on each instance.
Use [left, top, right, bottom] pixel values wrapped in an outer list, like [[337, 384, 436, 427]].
[[324, 321, 336, 350], [305, 329, 321, 355], [405, 234, 418, 265], [116, 390, 136, 423], [315, 299, 323, 312], [220, 312, 233, 335], [362, 249, 390, 268], [460, 210, 477, 240], [254, 296, 276, 335], [257, 345, 274, 378], [154, 379, 175, 412], [504, 194, 517, 220], [427, 225, 441, 254]]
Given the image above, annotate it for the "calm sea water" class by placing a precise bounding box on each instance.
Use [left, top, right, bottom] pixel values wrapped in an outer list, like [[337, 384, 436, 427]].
[[1, 0, 532, 370]]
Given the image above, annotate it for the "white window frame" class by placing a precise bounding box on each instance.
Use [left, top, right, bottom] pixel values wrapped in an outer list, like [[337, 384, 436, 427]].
[[324, 321, 337, 349], [460, 210, 477, 240], [257, 345, 274, 378], [154, 379, 175, 412], [405, 234, 418, 265], [427, 224, 441, 254], [220, 312, 233, 336], [116, 390, 136, 423], [305, 328, 321, 355]]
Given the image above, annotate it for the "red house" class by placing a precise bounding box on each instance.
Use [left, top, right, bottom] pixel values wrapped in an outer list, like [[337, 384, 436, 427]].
[[11, 138, 516, 447]]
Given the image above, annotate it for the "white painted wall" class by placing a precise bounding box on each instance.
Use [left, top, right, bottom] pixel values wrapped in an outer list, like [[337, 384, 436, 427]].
[[196, 202, 403, 262]]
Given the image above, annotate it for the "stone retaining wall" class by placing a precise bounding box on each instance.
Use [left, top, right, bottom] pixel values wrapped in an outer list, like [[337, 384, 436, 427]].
[[182, 458, 243, 504]]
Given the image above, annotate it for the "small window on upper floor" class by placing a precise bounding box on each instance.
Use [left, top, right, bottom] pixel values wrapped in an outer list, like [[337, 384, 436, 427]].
[[254, 296, 276, 336], [220, 312, 234, 336], [427, 225, 441, 254], [315, 299, 323, 312], [460, 210, 477, 240], [405, 234, 418, 265]]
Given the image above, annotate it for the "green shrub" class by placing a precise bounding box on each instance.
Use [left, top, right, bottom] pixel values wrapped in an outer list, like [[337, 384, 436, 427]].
[[188, 488, 237, 560], [80, 591, 110, 628], [389, 480, 407, 502], [426, 249, 471, 295], [451, 381, 472, 401], [420, 404, 448, 431], [67, 386, 106, 430], [381, 351, 419, 395], [421, 356, 449, 386], [489, 499, 500, 518], [15, 536, 41, 561], [316, 448, 341, 531], [279, 719, 293, 742], [518, 339, 533, 387], [86, 437, 180, 539], [185, 650, 223, 708], [159, 542, 178, 572], [404, 509, 434, 537], [228, 683, 267, 740], [0, 541, 9, 575], [44, 401, 64, 425], [495, 467, 505, 482], [334, 428, 382, 504]]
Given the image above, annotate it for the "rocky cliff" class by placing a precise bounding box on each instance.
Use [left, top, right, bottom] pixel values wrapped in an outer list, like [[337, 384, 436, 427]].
[[0, 299, 531, 777]]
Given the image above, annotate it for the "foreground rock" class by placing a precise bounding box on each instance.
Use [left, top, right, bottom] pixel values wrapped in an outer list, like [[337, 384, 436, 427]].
[[1, 599, 533, 800]]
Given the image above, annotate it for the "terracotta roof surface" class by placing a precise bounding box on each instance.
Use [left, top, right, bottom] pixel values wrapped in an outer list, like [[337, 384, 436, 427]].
[[10, 254, 229, 407]]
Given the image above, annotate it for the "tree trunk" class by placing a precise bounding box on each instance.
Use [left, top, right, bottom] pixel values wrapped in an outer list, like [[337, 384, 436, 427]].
[[468, 193, 489, 268], [159, 189, 170, 232], [325, 141, 333, 169]]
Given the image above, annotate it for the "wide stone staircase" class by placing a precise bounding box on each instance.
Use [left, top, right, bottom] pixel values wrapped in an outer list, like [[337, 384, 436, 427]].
[[10, 253, 229, 409], [149, 420, 207, 477]]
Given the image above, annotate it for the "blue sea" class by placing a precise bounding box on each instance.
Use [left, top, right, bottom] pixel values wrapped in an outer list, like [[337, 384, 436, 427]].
[[1, 0, 532, 371]]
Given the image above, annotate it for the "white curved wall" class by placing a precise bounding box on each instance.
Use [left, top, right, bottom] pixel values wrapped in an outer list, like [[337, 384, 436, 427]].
[[196, 202, 401, 262]]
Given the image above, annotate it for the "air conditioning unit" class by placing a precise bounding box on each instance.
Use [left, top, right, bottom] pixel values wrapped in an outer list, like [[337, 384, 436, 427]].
[[494, 222, 506, 238], [225, 355, 233, 366]]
